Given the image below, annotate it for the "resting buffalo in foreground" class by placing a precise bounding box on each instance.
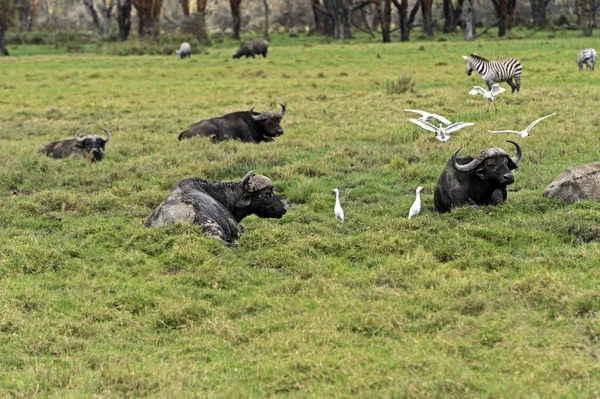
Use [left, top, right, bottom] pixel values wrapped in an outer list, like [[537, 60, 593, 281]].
[[178, 104, 286, 142], [38, 128, 110, 162], [233, 38, 269, 59], [434, 140, 522, 212], [145, 171, 287, 245]]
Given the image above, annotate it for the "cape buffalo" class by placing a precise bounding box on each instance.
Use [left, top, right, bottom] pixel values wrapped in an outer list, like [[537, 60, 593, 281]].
[[178, 104, 286, 142], [434, 140, 522, 212], [38, 128, 110, 162], [233, 38, 269, 59], [145, 171, 287, 245]]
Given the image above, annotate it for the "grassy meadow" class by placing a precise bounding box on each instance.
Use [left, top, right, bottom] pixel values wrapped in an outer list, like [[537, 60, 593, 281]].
[[1, 31, 600, 397]]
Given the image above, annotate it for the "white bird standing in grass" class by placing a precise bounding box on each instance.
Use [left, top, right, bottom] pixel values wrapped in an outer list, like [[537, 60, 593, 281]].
[[468, 84, 506, 111], [409, 119, 475, 142], [408, 186, 423, 220], [404, 109, 452, 125], [332, 188, 344, 222], [488, 113, 555, 138]]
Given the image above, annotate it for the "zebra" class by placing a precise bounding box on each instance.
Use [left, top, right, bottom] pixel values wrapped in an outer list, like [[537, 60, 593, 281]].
[[462, 54, 523, 93], [577, 48, 597, 71]]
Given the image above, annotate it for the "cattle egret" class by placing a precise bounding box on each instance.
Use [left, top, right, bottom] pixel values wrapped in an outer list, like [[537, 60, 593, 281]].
[[404, 109, 452, 125], [488, 113, 555, 138], [469, 84, 506, 111], [409, 119, 474, 142], [332, 188, 344, 222], [408, 186, 423, 220]]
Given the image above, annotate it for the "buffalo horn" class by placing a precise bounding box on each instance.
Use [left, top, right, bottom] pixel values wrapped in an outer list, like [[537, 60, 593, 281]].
[[99, 127, 111, 142], [507, 140, 521, 165], [250, 106, 262, 121], [452, 147, 508, 172], [279, 103, 286, 117], [241, 171, 254, 186], [74, 129, 86, 142]]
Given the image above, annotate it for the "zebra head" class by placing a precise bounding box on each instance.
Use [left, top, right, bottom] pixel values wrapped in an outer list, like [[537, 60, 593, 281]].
[[462, 55, 473, 76]]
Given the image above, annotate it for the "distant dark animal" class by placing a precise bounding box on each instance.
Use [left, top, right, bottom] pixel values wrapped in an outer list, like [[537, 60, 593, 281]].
[[544, 162, 600, 204], [38, 128, 110, 162], [233, 38, 269, 59], [577, 48, 597, 71], [434, 140, 522, 212], [178, 104, 286, 142], [462, 54, 523, 93], [145, 171, 287, 245], [176, 42, 191, 59]]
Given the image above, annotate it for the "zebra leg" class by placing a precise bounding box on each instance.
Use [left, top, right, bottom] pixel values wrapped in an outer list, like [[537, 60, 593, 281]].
[[507, 79, 516, 93], [486, 80, 493, 91]]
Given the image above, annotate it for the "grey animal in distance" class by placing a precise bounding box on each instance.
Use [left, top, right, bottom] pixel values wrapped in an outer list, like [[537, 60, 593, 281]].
[[176, 42, 191, 59], [463, 54, 523, 93], [433, 140, 522, 212], [38, 128, 110, 162], [233, 38, 269, 59], [577, 48, 597, 71], [178, 104, 286, 143], [145, 171, 287, 246]]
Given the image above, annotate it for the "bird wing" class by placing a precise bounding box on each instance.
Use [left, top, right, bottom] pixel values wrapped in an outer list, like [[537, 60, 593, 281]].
[[445, 122, 474, 134], [409, 118, 438, 134], [525, 113, 555, 132], [490, 85, 506, 96], [429, 113, 452, 125], [469, 86, 486, 96], [404, 109, 428, 118], [487, 130, 522, 134]]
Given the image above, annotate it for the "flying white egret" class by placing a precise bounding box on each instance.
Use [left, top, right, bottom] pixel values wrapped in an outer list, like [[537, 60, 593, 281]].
[[332, 188, 344, 222], [468, 84, 506, 111], [487, 113, 556, 138], [404, 109, 452, 125], [408, 186, 423, 220], [409, 119, 474, 142]]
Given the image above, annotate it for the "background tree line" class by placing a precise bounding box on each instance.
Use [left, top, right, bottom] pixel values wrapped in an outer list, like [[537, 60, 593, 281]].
[[1, 0, 598, 55]]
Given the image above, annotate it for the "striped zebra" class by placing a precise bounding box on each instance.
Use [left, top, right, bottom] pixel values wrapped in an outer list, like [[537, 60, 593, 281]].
[[462, 54, 523, 93], [577, 48, 597, 71]]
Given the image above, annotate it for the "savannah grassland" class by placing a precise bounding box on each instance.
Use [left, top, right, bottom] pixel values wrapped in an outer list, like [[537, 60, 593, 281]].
[[1, 30, 600, 397]]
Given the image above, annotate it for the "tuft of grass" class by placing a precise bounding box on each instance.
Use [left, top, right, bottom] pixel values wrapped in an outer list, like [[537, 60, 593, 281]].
[[381, 72, 416, 95]]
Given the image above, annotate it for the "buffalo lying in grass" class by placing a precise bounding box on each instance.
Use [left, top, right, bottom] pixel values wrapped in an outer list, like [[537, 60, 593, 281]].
[[434, 140, 522, 212], [38, 128, 110, 162], [233, 38, 269, 59], [145, 171, 287, 245], [178, 104, 286, 143]]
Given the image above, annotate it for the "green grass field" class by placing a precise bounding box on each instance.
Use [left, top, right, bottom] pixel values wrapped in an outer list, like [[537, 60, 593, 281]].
[[1, 31, 600, 397]]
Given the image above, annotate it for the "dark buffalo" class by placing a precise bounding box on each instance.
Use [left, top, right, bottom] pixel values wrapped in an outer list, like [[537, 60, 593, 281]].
[[38, 128, 110, 162], [434, 140, 522, 212], [145, 171, 286, 245], [178, 104, 286, 142], [233, 38, 269, 59]]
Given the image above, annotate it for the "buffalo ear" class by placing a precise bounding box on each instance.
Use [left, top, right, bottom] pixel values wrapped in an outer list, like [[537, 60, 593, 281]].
[[476, 168, 486, 181], [235, 193, 252, 209], [241, 171, 254, 187]]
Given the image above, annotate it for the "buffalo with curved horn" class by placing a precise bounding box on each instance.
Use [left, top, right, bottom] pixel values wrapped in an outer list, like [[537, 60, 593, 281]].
[[178, 104, 286, 143], [434, 140, 522, 212], [38, 128, 110, 162]]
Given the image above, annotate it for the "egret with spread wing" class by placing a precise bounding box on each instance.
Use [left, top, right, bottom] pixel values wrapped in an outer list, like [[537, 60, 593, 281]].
[[405, 109, 452, 125], [409, 119, 474, 142], [469, 84, 506, 111], [488, 113, 555, 138]]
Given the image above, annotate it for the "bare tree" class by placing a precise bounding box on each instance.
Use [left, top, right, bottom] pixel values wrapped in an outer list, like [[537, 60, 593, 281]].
[[576, 0, 594, 34], [116, 0, 131, 40], [83, 0, 103, 34], [530, 0, 551, 27], [392, 0, 420, 41], [443, 0, 464, 32], [229, 0, 241, 40], [421, 0, 433, 35], [465, 0, 474, 40], [99, 0, 114, 36], [490, 0, 516, 37], [131, 0, 163, 37], [375, 0, 391, 42]]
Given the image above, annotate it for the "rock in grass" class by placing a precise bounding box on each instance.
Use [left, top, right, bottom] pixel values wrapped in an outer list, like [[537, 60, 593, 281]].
[[543, 162, 600, 204]]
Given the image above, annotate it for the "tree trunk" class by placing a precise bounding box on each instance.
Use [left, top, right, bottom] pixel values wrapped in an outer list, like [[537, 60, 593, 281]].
[[0, 29, 8, 56], [465, 0, 473, 40], [83, 0, 103, 35], [116, 0, 131, 40], [393, 0, 419, 41], [577, 0, 594, 35], [530, 0, 549, 27], [323, 0, 336, 36], [17, 0, 38, 31], [229, 0, 242, 40], [375, 0, 391, 42], [491, 0, 516, 36], [179, 0, 189, 16], [311, 0, 327, 34], [443, 0, 455, 32], [100, 0, 114, 36], [421, 0, 433, 35], [262, 0, 269, 40], [285, 0, 292, 31]]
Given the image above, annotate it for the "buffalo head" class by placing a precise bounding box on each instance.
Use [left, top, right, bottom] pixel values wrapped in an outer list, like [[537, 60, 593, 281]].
[[249, 104, 286, 139], [75, 128, 110, 162], [237, 171, 286, 219], [452, 140, 521, 185]]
